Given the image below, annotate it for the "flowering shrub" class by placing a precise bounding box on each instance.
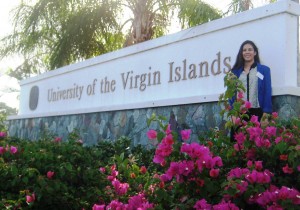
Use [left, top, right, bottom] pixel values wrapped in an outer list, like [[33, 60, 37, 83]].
[[0, 131, 150, 209], [144, 120, 227, 209], [139, 101, 299, 209], [90, 72, 300, 209], [93, 159, 155, 209]]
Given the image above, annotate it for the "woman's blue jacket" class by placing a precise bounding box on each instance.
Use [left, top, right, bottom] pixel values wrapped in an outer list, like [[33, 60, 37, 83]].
[[230, 63, 272, 113]]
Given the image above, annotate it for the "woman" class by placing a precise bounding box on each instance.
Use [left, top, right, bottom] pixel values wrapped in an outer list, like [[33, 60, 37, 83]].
[[230, 40, 272, 122]]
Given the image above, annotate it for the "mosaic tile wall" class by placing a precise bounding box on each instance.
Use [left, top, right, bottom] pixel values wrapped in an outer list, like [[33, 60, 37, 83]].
[[7, 95, 300, 146]]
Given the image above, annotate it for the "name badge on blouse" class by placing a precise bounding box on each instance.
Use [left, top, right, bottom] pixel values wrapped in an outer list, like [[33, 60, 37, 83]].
[[256, 72, 264, 80]]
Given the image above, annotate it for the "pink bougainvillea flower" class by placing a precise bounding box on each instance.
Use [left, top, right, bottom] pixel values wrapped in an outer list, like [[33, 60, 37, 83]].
[[277, 186, 292, 200], [245, 170, 258, 184], [160, 173, 172, 182], [111, 180, 129, 195], [110, 169, 118, 178], [140, 166, 147, 174], [245, 101, 252, 109], [247, 127, 263, 141], [233, 117, 241, 125], [194, 199, 212, 210], [153, 173, 160, 179], [234, 132, 246, 144], [47, 171, 55, 179], [265, 126, 277, 137], [263, 139, 271, 148], [250, 115, 258, 123], [107, 171, 118, 181], [234, 143, 244, 151], [147, 129, 157, 140], [213, 200, 239, 210], [212, 156, 223, 167], [154, 139, 173, 160], [272, 112, 278, 119], [153, 154, 165, 164], [106, 200, 124, 209], [127, 193, 154, 210], [256, 170, 271, 184], [26, 193, 35, 203], [178, 160, 194, 176], [92, 204, 105, 210], [228, 167, 250, 179], [282, 164, 294, 174], [165, 124, 172, 134], [254, 137, 264, 147], [166, 162, 180, 178], [279, 154, 288, 161], [54, 137, 62, 143], [107, 176, 116, 182], [110, 164, 116, 171], [255, 161, 263, 171], [0, 131, 7, 138], [0, 146, 5, 155], [163, 134, 174, 145], [180, 143, 192, 154], [253, 186, 300, 208], [181, 129, 191, 141], [275, 136, 282, 144], [237, 91, 244, 99], [236, 180, 248, 194], [246, 148, 256, 160], [255, 192, 270, 206], [245, 169, 271, 184], [166, 160, 194, 182], [10, 146, 18, 154], [297, 165, 300, 172], [247, 161, 254, 169], [99, 167, 106, 173], [181, 142, 210, 160], [209, 168, 220, 178]]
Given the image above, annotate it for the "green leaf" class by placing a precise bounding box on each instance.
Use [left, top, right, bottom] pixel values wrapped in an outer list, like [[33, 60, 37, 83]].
[[120, 153, 124, 161], [275, 141, 288, 154], [10, 165, 18, 176]]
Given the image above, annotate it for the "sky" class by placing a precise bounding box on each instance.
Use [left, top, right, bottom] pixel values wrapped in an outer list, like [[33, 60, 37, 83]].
[[0, 0, 20, 110], [0, 1, 20, 72], [0, 0, 271, 110]]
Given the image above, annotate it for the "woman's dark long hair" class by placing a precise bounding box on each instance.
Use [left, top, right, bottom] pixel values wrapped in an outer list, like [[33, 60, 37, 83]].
[[232, 40, 261, 70]]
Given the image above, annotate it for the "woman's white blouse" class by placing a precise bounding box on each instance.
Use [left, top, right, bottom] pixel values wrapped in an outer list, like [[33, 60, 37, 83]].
[[239, 67, 260, 108]]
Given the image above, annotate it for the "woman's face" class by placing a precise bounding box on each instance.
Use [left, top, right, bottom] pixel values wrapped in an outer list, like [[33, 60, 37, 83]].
[[242, 43, 256, 63]]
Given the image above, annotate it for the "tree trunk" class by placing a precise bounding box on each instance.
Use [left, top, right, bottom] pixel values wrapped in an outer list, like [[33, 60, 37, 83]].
[[124, 0, 155, 47]]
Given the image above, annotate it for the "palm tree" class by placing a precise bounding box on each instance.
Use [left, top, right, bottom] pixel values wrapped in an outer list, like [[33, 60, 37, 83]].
[[122, 0, 170, 46], [123, 0, 221, 46], [227, 0, 277, 14], [227, 0, 253, 14], [0, 0, 221, 77], [1, 0, 123, 75]]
